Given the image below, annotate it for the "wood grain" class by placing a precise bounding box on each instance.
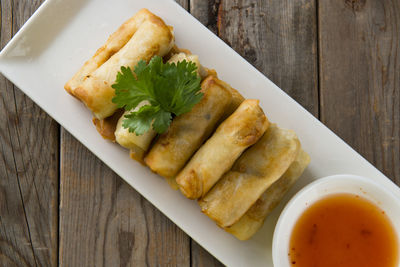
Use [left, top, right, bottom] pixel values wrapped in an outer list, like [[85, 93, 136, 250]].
[[59, 130, 190, 266], [177, 0, 189, 11], [190, 0, 220, 34], [59, 1, 191, 266], [216, 0, 319, 115], [319, 0, 400, 183], [0, 0, 59, 266], [1, 0, 399, 266], [189, 1, 318, 265], [188, 1, 228, 266]]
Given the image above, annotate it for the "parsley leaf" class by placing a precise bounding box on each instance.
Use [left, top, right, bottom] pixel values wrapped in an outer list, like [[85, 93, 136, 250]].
[[112, 56, 203, 135], [122, 105, 172, 136]]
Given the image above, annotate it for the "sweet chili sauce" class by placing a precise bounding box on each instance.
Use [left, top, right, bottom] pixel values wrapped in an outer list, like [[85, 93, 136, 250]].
[[289, 193, 399, 267]]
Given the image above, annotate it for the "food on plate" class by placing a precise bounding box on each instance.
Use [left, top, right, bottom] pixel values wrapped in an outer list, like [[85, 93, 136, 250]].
[[111, 55, 202, 136], [66, 8, 310, 241], [70, 11, 174, 119], [114, 52, 204, 162], [216, 79, 246, 119], [145, 76, 234, 178], [176, 99, 269, 199], [114, 102, 157, 162], [199, 124, 300, 227], [92, 109, 124, 141], [65, 9, 156, 97], [168, 52, 208, 78], [224, 149, 310, 240]]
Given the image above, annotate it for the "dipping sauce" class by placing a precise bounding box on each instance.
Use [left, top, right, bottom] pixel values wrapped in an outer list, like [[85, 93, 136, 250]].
[[289, 193, 398, 267]]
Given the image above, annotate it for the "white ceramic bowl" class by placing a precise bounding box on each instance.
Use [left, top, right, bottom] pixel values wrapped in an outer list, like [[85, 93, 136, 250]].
[[272, 174, 400, 267]]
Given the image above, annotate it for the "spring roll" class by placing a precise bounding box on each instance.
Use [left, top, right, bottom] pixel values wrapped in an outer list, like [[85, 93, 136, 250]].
[[199, 124, 300, 227], [225, 149, 310, 240], [216, 79, 245, 119], [65, 9, 156, 96], [144, 76, 233, 178], [196, 72, 243, 114], [114, 101, 157, 163], [176, 99, 269, 199], [168, 52, 208, 79], [73, 15, 174, 119], [92, 109, 124, 141], [115, 53, 205, 163]]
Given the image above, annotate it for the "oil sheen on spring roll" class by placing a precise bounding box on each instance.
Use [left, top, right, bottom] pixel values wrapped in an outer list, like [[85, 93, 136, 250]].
[[144, 76, 232, 178], [225, 149, 310, 240], [115, 53, 204, 163], [196, 73, 244, 117], [65, 9, 156, 97], [168, 53, 208, 79], [164, 45, 192, 61], [176, 99, 269, 199], [114, 101, 156, 163], [215, 78, 245, 119], [73, 15, 174, 120], [198, 124, 300, 227], [92, 109, 124, 141]]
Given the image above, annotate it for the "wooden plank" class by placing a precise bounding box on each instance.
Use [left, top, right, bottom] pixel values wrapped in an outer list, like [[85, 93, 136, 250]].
[[0, 0, 59, 266], [177, 0, 188, 11], [215, 0, 319, 114], [59, 1, 191, 265], [0, 1, 34, 266], [190, 0, 220, 35], [187, 2, 224, 265], [59, 130, 190, 266], [190, 241, 223, 267], [319, 0, 400, 183], [189, 1, 224, 265], [189, 0, 318, 265]]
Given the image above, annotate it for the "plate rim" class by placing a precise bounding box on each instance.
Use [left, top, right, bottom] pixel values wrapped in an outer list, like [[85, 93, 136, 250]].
[[1, 0, 399, 266]]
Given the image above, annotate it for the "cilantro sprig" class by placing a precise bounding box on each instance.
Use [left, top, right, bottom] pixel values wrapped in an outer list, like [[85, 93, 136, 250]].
[[112, 56, 203, 135]]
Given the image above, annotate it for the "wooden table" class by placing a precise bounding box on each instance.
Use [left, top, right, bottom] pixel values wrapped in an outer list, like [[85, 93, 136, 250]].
[[1, 0, 398, 266]]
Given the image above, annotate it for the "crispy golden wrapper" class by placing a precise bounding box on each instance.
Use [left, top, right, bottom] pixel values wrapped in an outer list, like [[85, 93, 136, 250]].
[[72, 12, 174, 119], [168, 52, 208, 78], [215, 79, 245, 119], [116, 53, 210, 163], [145, 76, 233, 178], [177, 99, 269, 199], [65, 8, 157, 96], [92, 109, 124, 141], [115, 102, 157, 163], [199, 124, 300, 227], [225, 149, 310, 240]]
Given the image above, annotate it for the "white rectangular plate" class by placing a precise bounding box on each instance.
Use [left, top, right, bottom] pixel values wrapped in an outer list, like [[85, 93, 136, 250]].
[[1, 0, 399, 266]]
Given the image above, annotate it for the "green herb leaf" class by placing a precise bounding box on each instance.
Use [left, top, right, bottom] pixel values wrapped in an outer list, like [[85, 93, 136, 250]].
[[112, 56, 202, 135]]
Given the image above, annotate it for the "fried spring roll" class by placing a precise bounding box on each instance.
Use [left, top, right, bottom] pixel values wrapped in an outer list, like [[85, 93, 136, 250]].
[[216, 79, 245, 118], [198, 124, 300, 227], [115, 53, 204, 163], [65, 9, 156, 96], [225, 149, 310, 240], [92, 109, 124, 141], [176, 99, 269, 199], [74, 16, 174, 119], [144, 76, 232, 178], [168, 53, 208, 79], [114, 101, 157, 163]]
